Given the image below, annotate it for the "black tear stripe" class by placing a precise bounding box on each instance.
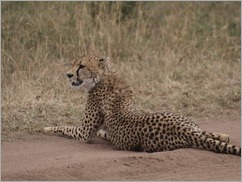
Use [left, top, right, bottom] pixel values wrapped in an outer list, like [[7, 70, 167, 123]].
[[76, 64, 85, 77]]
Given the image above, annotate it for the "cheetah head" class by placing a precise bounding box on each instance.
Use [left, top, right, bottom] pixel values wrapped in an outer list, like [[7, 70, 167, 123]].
[[66, 54, 110, 92]]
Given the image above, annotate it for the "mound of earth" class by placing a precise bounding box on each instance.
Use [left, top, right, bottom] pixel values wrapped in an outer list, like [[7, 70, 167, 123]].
[[1, 118, 241, 180]]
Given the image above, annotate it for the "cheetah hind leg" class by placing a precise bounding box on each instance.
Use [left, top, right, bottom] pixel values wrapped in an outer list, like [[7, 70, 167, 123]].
[[96, 126, 110, 141], [190, 131, 240, 156], [201, 131, 230, 144]]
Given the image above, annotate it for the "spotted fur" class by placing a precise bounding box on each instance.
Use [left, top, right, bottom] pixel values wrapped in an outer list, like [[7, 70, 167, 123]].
[[44, 54, 241, 156]]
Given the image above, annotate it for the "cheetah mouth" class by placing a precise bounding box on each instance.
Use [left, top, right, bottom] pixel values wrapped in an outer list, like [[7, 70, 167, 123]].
[[71, 79, 83, 86]]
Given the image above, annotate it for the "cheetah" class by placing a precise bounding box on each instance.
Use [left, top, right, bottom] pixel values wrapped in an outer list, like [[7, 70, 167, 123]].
[[44, 54, 241, 156]]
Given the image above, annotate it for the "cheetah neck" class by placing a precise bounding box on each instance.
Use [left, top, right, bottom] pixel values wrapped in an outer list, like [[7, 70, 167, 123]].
[[89, 72, 135, 117]]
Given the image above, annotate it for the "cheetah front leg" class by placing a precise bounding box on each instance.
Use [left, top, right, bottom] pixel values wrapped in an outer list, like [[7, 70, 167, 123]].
[[44, 124, 94, 143], [44, 100, 104, 143]]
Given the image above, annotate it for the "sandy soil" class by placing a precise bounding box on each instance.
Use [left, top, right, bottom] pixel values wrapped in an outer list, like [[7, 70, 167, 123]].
[[1, 117, 241, 181]]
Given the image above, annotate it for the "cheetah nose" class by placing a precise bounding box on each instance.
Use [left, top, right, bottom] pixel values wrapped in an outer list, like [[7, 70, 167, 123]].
[[67, 73, 74, 78]]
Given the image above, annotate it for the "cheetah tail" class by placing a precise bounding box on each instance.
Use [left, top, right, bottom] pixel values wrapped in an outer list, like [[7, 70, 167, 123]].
[[195, 134, 241, 156]]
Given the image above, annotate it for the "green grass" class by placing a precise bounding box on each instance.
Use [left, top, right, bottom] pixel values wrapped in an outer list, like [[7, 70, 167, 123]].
[[1, 2, 241, 136]]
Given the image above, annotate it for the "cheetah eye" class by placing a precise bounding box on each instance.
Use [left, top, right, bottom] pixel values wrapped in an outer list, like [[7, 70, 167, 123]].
[[76, 64, 85, 77], [79, 64, 85, 69]]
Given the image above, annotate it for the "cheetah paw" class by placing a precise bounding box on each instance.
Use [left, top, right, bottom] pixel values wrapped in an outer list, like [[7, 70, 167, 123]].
[[43, 127, 53, 132], [220, 134, 230, 144]]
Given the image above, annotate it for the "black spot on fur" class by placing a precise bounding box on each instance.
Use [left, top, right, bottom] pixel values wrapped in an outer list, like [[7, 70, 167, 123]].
[[149, 133, 154, 139], [215, 145, 220, 152]]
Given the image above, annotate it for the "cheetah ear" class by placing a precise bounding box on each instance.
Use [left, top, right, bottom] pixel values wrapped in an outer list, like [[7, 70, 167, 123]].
[[99, 57, 109, 63], [98, 57, 110, 67], [99, 58, 105, 62]]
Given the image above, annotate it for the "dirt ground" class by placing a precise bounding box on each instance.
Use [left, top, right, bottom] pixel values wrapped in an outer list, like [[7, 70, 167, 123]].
[[1, 117, 241, 181]]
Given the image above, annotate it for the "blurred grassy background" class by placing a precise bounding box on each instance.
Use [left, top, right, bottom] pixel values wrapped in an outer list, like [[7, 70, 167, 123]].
[[1, 2, 241, 137]]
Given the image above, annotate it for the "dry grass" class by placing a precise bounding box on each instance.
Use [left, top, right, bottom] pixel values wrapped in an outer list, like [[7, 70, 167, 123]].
[[1, 2, 241, 137]]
